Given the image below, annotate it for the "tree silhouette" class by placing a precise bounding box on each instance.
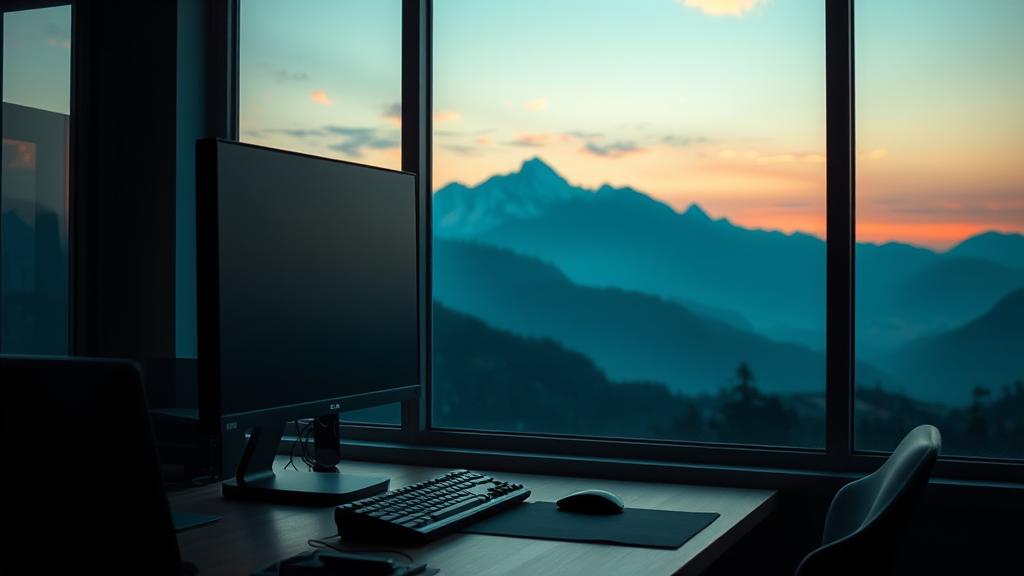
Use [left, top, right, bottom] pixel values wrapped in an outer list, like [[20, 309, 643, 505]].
[[965, 385, 992, 451], [712, 362, 798, 445]]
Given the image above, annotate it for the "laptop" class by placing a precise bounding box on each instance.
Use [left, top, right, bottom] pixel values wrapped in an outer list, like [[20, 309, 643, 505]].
[[2, 355, 188, 575]]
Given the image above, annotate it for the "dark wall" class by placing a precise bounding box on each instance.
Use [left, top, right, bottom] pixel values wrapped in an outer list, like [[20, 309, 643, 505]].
[[72, 0, 180, 362]]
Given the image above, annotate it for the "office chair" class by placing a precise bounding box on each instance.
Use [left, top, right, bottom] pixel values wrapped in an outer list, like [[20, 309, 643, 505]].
[[795, 424, 941, 576]]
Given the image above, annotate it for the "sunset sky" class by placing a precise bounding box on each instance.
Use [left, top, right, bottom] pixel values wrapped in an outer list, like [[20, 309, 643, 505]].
[[5, 1, 1022, 251]]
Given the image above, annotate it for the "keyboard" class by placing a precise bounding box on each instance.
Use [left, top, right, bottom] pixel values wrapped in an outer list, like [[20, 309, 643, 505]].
[[334, 469, 530, 545]]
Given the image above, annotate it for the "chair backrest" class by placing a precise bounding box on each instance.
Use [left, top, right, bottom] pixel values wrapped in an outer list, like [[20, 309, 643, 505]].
[[795, 424, 941, 576], [1, 355, 185, 575]]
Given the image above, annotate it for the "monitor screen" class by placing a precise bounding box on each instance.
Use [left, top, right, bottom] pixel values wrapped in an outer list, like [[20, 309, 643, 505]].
[[195, 138, 420, 504]]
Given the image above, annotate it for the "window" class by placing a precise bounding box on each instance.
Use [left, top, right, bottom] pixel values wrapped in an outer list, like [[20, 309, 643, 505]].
[[431, 0, 827, 448], [854, 0, 1023, 459], [232, 1, 1022, 478], [1, 4, 71, 355], [238, 0, 402, 171]]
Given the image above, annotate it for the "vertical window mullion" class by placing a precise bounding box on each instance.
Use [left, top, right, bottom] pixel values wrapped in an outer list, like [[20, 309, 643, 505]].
[[825, 0, 855, 471], [401, 0, 432, 443]]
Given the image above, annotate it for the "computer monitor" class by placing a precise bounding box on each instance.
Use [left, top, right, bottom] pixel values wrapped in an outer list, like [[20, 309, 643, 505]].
[[195, 138, 420, 506]]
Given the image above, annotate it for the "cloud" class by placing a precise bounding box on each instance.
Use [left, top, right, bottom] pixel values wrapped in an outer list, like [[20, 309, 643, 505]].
[[475, 136, 492, 146], [324, 126, 400, 158], [889, 202, 969, 215], [440, 144, 483, 156], [679, 0, 770, 18], [273, 128, 327, 138], [664, 136, 697, 147], [750, 153, 826, 165], [241, 126, 399, 159], [568, 131, 603, 141], [433, 110, 461, 123], [269, 69, 310, 84], [310, 90, 333, 105], [859, 148, 889, 161], [582, 140, 647, 158], [524, 97, 549, 111], [509, 133, 568, 147], [382, 102, 402, 127]]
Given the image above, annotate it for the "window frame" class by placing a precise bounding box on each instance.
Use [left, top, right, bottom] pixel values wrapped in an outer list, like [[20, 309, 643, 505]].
[[228, 0, 1023, 487]]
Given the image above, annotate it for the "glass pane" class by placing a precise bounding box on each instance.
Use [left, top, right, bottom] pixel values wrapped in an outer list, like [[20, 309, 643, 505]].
[[238, 0, 402, 170], [238, 0, 403, 427], [432, 0, 826, 447], [855, 1, 1023, 459], [2, 5, 71, 355]]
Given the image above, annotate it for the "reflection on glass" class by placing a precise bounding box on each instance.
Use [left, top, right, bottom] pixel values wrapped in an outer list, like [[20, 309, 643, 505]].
[[238, 0, 402, 170], [2, 6, 71, 355], [855, 1, 1024, 459], [431, 0, 826, 447]]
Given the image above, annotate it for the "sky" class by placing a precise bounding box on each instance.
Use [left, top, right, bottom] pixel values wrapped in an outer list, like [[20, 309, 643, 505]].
[[4, 1, 1022, 251]]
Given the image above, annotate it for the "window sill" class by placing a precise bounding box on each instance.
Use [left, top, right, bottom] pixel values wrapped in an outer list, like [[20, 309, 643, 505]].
[[330, 439, 1023, 510]]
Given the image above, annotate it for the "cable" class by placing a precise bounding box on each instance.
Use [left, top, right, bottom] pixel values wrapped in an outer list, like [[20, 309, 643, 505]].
[[307, 539, 415, 564]]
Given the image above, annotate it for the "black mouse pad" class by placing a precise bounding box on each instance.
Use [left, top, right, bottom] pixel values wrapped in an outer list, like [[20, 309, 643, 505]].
[[462, 502, 720, 549]]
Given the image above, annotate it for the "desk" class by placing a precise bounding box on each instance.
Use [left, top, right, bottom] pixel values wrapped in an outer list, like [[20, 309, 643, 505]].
[[171, 458, 776, 576]]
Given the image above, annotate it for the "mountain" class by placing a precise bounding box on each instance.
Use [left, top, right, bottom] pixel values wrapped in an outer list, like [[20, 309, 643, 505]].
[[433, 238, 893, 397], [946, 231, 1024, 271], [433, 157, 588, 237], [880, 288, 1024, 405], [472, 183, 827, 346], [434, 157, 1023, 356], [432, 301, 697, 438], [855, 257, 1024, 359]]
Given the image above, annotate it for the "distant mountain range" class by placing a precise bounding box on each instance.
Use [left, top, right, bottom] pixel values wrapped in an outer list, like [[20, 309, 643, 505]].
[[434, 237, 892, 398], [882, 288, 1024, 404], [432, 157, 1023, 405]]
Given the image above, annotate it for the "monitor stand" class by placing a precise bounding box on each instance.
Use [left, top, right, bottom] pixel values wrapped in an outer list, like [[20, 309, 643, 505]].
[[222, 421, 389, 506]]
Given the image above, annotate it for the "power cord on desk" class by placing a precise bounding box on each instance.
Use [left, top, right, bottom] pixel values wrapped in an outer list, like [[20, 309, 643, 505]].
[[251, 537, 428, 575], [307, 538, 416, 564]]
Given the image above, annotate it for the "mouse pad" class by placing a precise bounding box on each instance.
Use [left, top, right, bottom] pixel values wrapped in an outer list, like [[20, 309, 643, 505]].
[[462, 502, 720, 549]]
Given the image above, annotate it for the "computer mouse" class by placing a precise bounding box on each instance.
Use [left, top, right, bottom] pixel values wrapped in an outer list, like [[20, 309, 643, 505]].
[[555, 489, 625, 515]]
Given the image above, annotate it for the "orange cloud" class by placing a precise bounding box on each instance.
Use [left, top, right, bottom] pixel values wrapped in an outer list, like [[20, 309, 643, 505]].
[[310, 90, 333, 105], [525, 97, 549, 111], [434, 110, 461, 123], [512, 133, 568, 146], [475, 136, 492, 146], [859, 148, 889, 161], [679, 0, 769, 18]]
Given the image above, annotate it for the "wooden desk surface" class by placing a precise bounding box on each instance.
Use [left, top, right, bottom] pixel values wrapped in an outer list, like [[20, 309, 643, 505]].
[[171, 458, 776, 576]]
